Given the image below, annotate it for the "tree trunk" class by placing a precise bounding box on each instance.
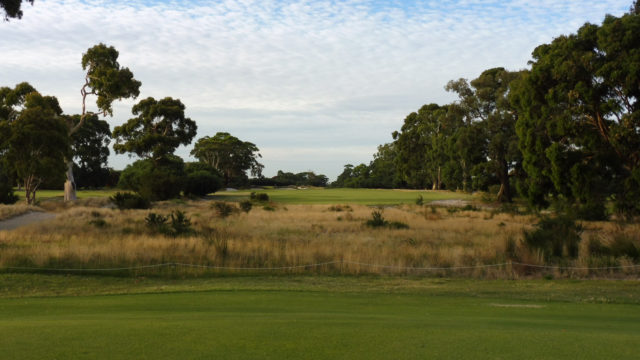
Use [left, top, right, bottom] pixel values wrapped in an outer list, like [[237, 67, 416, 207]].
[[496, 159, 511, 203], [64, 160, 77, 202]]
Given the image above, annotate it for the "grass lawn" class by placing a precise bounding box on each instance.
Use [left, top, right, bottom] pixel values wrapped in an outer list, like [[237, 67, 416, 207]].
[[211, 188, 472, 205], [0, 275, 638, 359]]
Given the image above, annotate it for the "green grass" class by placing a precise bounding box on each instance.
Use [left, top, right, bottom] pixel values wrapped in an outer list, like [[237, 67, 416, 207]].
[[211, 188, 472, 205], [0, 274, 638, 359]]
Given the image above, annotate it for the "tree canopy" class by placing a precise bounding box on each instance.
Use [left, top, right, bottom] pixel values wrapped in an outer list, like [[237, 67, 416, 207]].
[[112, 97, 197, 161], [191, 132, 263, 187], [1, 0, 33, 20], [0, 91, 70, 204]]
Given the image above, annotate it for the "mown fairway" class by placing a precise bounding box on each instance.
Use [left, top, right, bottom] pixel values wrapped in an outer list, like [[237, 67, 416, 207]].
[[0, 275, 639, 359], [212, 187, 471, 205]]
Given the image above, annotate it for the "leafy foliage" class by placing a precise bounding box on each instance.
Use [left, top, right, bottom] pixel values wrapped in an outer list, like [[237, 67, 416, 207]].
[[523, 215, 583, 260], [1, 0, 33, 20], [118, 157, 185, 201], [109, 192, 150, 210], [0, 91, 70, 204], [191, 132, 263, 187], [212, 201, 236, 218], [112, 97, 197, 161]]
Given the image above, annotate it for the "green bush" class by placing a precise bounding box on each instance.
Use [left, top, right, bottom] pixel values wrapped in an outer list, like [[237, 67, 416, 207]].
[[145, 213, 168, 233], [250, 192, 269, 202], [169, 210, 192, 236], [213, 201, 236, 218], [415, 195, 424, 206], [110, 192, 150, 210], [523, 215, 583, 259], [0, 169, 18, 205], [119, 157, 185, 201], [239, 200, 253, 213], [365, 210, 409, 229], [183, 170, 222, 197]]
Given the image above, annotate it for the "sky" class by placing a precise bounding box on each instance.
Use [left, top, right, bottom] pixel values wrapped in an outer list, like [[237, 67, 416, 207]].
[[0, 0, 632, 180]]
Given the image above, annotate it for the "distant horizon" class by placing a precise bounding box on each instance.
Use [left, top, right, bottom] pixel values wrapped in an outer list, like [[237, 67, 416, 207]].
[[1, 0, 630, 181]]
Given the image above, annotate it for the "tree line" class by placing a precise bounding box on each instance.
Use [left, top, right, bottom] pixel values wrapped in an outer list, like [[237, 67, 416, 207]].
[[335, 5, 640, 219], [0, 44, 268, 204]]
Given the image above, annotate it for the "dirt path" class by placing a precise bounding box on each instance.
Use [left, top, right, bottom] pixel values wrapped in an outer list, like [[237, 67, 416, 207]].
[[0, 212, 56, 231]]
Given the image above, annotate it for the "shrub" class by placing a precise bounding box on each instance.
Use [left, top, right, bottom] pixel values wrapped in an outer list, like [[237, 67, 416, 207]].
[[239, 200, 253, 213], [250, 192, 269, 202], [575, 201, 609, 221], [183, 170, 222, 197], [145, 212, 168, 233], [523, 215, 583, 259], [118, 157, 185, 201], [609, 234, 640, 260], [169, 210, 193, 236], [0, 169, 18, 205], [110, 192, 150, 210], [88, 218, 107, 228], [415, 195, 424, 206], [213, 201, 236, 218], [388, 221, 409, 229], [328, 204, 352, 212], [366, 210, 387, 228]]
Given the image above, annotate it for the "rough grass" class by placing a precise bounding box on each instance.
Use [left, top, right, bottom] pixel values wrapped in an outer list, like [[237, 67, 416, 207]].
[[212, 188, 473, 205], [0, 274, 638, 360], [0, 197, 638, 278], [0, 204, 42, 221]]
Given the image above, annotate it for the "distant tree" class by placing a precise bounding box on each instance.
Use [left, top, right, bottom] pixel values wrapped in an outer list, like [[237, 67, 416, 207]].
[[1, 0, 33, 20], [118, 156, 186, 201], [64, 43, 141, 201], [191, 132, 263, 187], [183, 162, 223, 197], [1, 92, 70, 204], [113, 97, 197, 161], [631, 0, 640, 14], [447, 68, 522, 202], [67, 114, 111, 188]]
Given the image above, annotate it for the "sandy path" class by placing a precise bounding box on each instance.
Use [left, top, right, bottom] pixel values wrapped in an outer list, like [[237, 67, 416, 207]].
[[0, 212, 56, 231]]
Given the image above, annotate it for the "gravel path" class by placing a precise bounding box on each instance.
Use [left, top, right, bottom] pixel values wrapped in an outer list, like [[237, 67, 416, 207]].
[[0, 212, 56, 231], [429, 199, 470, 207]]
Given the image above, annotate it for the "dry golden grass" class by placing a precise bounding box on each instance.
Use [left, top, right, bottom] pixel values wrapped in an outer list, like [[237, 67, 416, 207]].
[[0, 204, 43, 221], [0, 200, 638, 278]]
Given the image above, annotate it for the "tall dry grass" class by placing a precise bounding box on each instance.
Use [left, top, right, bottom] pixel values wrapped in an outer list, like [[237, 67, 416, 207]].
[[0, 200, 638, 278]]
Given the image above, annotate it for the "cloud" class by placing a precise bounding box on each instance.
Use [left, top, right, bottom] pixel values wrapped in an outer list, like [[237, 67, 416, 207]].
[[0, 0, 631, 179]]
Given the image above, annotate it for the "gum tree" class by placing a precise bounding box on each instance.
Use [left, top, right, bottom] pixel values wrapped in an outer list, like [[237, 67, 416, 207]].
[[64, 43, 141, 201]]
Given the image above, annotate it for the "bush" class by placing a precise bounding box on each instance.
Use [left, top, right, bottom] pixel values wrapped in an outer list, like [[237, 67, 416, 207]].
[[239, 200, 253, 213], [119, 157, 185, 201], [523, 215, 583, 259], [415, 195, 424, 206], [110, 192, 150, 210], [145, 213, 168, 233], [365, 210, 409, 229], [169, 210, 193, 236], [366, 210, 387, 227], [575, 201, 609, 221], [250, 192, 269, 202], [183, 170, 222, 197], [0, 169, 18, 205], [212, 201, 236, 218]]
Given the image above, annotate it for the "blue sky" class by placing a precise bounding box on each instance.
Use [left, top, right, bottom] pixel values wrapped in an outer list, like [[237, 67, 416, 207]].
[[0, 0, 631, 180]]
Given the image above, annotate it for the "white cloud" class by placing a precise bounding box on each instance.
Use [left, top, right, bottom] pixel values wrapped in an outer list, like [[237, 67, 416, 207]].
[[0, 0, 631, 179]]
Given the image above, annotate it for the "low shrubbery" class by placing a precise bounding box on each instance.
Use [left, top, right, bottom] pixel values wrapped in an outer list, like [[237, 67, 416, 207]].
[[365, 210, 409, 229], [110, 192, 150, 210], [523, 215, 583, 259]]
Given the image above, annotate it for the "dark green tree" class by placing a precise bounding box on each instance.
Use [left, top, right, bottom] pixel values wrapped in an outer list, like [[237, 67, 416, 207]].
[[191, 132, 263, 187], [65, 43, 141, 201], [67, 114, 111, 188], [1, 0, 33, 20], [113, 97, 197, 161], [447, 68, 522, 202], [511, 11, 640, 217], [1, 92, 70, 204]]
